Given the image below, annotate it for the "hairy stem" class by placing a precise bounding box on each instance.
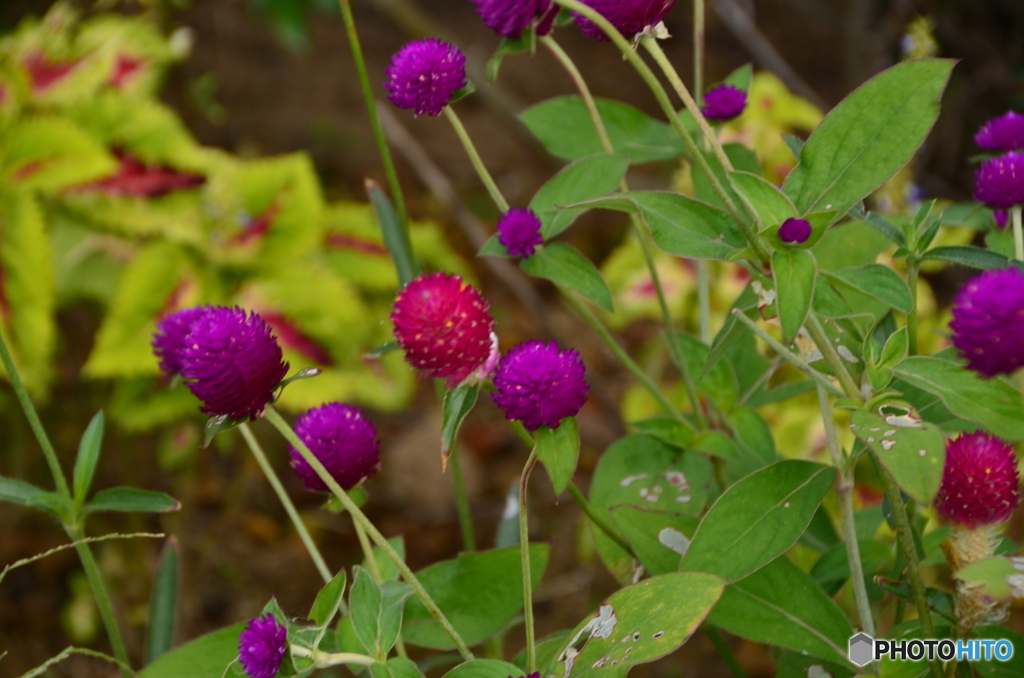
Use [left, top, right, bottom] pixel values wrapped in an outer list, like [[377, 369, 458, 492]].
[[443, 107, 510, 213], [805, 314, 861, 401], [519, 448, 539, 672], [264, 406, 475, 661]]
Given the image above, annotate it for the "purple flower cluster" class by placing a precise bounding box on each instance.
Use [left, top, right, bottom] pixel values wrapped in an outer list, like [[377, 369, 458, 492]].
[[778, 218, 811, 244], [289, 403, 381, 492], [385, 39, 466, 117], [934, 432, 1020, 530], [573, 0, 676, 41], [950, 268, 1024, 377], [497, 208, 543, 258], [975, 111, 1024, 152], [974, 152, 1024, 209], [472, 0, 553, 38], [702, 84, 747, 122], [491, 341, 589, 431], [238, 614, 287, 678]]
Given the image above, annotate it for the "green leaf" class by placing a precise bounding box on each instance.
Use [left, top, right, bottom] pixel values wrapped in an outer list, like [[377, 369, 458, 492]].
[[486, 33, 534, 82], [138, 623, 246, 678], [875, 579, 955, 621], [374, 657, 426, 678], [367, 181, 420, 286], [823, 264, 914, 313], [402, 544, 550, 650], [569, 192, 747, 260], [1, 115, 117, 192], [73, 411, 105, 509], [534, 417, 579, 496], [552, 572, 724, 678], [26, 492, 74, 521], [853, 209, 906, 246], [145, 539, 179, 664], [514, 630, 573, 675], [729, 170, 797, 228], [773, 249, 817, 342], [892, 356, 1024, 441], [85, 487, 180, 514], [441, 383, 480, 460], [706, 557, 855, 666], [308, 568, 347, 628], [809, 539, 892, 595], [880, 327, 909, 368], [723, 63, 754, 92], [629, 416, 694, 450], [443, 660, 524, 678], [811, 220, 893, 271], [531, 154, 629, 239], [783, 59, 955, 217], [850, 402, 946, 504], [521, 242, 613, 311], [350, 567, 412, 659], [519, 96, 687, 164], [920, 245, 1010, 270], [680, 460, 836, 581], [0, 476, 46, 506], [956, 556, 1024, 602], [611, 505, 700, 575], [775, 651, 855, 678], [363, 537, 405, 582], [693, 143, 762, 213], [971, 626, 1024, 678]]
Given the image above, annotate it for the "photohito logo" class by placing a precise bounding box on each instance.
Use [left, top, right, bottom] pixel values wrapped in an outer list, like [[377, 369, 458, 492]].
[[848, 633, 1015, 666]]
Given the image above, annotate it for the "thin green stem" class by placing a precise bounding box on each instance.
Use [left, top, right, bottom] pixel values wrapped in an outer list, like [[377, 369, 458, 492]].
[[540, 34, 704, 425], [703, 627, 747, 678], [433, 380, 477, 553], [289, 645, 375, 667], [729, 309, 844, 398], [264, 406, 475, 661], [443, 107, 510, 213], [337, 0, 413, 245], [816, 387, 876, 638], [1013, 206, 1023, 261], [562, 289, 688, 423], [694, 0, 705, 109], [697, 261, 712, 343], [878, 464, 942, 678], [519, 448, 539, 672], [239, 423, 333, 584], [907, 261, 919, 356], [805, 314, 861, 401]]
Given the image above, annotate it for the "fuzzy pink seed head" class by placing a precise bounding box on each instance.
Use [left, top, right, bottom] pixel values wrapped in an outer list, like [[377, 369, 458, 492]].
[[934, 431, 1020, 529]]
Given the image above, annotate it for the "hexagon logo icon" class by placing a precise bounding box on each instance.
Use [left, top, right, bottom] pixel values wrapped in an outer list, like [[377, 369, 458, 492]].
[[849, 633, 874, 666]]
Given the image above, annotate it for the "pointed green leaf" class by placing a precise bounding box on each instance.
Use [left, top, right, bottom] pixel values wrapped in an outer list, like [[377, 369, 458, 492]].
[[729, 170, 797, 228], [534, 417, 579, 496], [309, 568, 347, 628], [611, 505, 699, 575], [956, 556, 1024, 602], [772, 249, 817, 342], [441, 383, 480, 459], [137, 623, 246, 678], [486, 33, 534, 82], [145, 538, 179, 664], [86, 487, 180, 514], [824, 264, 913, 313], [350, 567, 412, 658], [368, 181, 419, 286], [520, 242, 613, 310], [0, 476, 46, 506], [920, 245, 1010, 270], [444, 660, 524, 678], [531, 154, 629, 239], [73, 411, 105, 509]]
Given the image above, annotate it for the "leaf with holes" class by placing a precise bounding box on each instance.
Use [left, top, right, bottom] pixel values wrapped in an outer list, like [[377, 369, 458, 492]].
[[610, 506, 699, 575]]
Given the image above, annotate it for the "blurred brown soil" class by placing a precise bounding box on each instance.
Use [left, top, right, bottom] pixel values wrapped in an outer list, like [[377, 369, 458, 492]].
[[2, 0, 1024, 676]]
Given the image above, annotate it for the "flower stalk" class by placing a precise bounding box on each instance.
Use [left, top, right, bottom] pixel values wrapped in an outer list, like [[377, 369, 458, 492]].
[[519, 447, 539, 672], [444, 106, 510, 213], [1013, 205, 1023, 261]]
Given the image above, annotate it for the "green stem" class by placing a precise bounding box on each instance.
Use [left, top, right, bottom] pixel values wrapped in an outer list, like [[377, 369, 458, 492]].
[[519, 448, 539, 672], [805, 314, 861, 401], [539, 34, 704, 426], [1013, 206, 1023, 261], [443, 107, 510, 213], [729, 309, 845, 398], [907, 260, 919, 356], [816, 387, 875, 637], [878, 464, 942, 678], [694, 0, 705, 110], [562, 289, 689, 424], [239, 423, 333, 584], [264, 406, 475, 661], [697, 261, 712, 343], [433, 380, 477, 553], [703, 627, 747, 678], [337, 0, 413, 245]]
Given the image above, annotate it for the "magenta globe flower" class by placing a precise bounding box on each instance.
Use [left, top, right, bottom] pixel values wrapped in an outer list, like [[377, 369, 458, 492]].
[[238, 614, 288, 678], [391, 273, 497, 387], [934, 432, 1020, 530], [973, 152, 1024, 209], [152, 306, 210, 376], [573, 0, 676, 41], [949, 268, 1024, 377], [385, 39, 466, 117], [491, 341, 589, 431], [975, 111, 1024, 152], [702, 84, 747, 121], [497, 208, 543, 258], [472, 0, 552, 38], [994, 209, 1009, 229], [778, 218, 811, 244], [289, 403, 381, 492], [180, 307, 289, 420]]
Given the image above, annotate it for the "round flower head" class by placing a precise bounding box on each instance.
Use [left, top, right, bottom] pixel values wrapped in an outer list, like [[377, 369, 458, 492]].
[[385, 39, 466, 117], [934, 432, 1020, 529], [391, 273, 496, 387], [473, 0, 552, 38], [289, 403, 381, 492], [180, 307, 289, 420], [950, 268, 1024, 377], [573, 0, 676, 41], [238, 614, 287, 678], [153, 306, 210, 376], [975, 111, 1024, 152], [702, 84, 747, 122], [973, 151, 1024, 209], [778, 218, 811, 244], [491, 341, 589, 431], [497, 208, 543, 258], [994, 209, 1009, 229]]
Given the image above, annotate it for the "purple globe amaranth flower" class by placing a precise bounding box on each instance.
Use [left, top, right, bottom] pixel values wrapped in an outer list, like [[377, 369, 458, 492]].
[[238, 614, 287, 678], [573, 0, 676, 41], [491, 340, 589, 431], [289, 403, 381, 492], [472, 0, 553, 38], [934, 432, 1020, 530], [994, 209, 1009, 229], [973, 152, 1024, 209], [385, 39, 466, 117], [949, 268, 1024, 377], [702, 84, 747, 122], [497, 208, 544, 258], [153, 306, 210, 376], [180, 307, 289, 420], [391, 273, 496, 387], [778, 218, 811, 244], [975, 111, 1024, 152]]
